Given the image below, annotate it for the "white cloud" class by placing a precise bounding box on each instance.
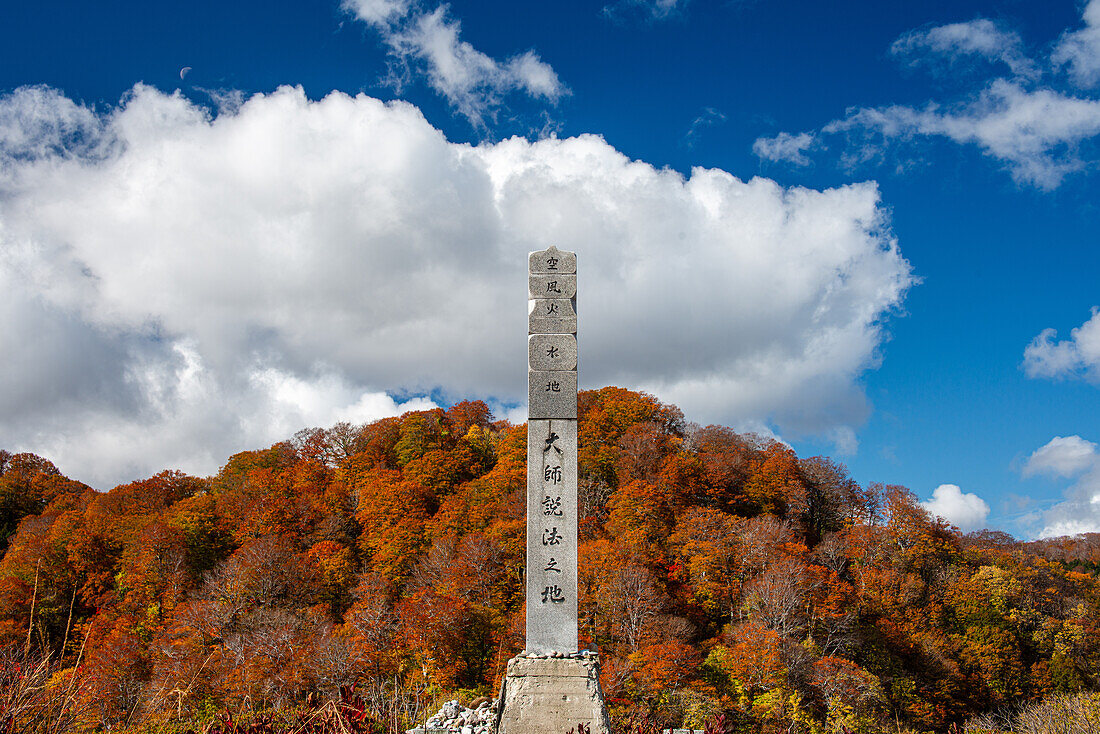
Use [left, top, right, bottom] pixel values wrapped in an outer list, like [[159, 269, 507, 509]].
[[920, 484, 991, 532], [1036, 516, 1100, 539], [824, 80, 1100, 190], [890, 19, 1037, 80], [1023, 435, 1099, 478], [0, 84, 106, 163], [0, 84, 913, 487], [342, 1, 566, 127], [1053, 0, 1100, 88], [1019, 434, 1100, 538], [754, 7, 1100, 190], [1033, 461, 1100, 539], [341, 0, 410, 26], [1023, 308, 1100, 381], [753, 131, 814, 166], [248, 366, 437, 436]]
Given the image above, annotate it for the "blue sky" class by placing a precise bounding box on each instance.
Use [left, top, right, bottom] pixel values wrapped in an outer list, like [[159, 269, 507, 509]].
[[2, 0, 1099, 539]]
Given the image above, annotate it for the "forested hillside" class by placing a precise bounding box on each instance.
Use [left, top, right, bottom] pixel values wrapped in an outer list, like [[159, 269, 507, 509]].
[[1, 388, 1098, 733]]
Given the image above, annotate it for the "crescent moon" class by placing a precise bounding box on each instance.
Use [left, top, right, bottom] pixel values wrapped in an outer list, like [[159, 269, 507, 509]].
[[180, 66, 192, 80]]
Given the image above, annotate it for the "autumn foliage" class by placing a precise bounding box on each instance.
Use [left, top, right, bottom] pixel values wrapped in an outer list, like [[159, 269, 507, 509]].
[[1, 391, 1099, 733]]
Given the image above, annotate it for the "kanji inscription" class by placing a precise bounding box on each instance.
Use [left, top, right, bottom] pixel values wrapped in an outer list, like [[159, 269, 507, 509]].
[[526, 245, 578, 654]]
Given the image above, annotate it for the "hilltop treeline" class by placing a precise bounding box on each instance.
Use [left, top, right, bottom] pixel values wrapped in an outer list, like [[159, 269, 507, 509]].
[[0, 388, 1098, 733]]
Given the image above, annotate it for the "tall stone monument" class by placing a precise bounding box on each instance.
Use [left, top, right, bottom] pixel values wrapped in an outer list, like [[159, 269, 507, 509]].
[[495, 246, 610, 734]]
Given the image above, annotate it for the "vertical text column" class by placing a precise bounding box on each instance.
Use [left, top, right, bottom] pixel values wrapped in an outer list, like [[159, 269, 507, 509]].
[[526, 245, 578, 654]]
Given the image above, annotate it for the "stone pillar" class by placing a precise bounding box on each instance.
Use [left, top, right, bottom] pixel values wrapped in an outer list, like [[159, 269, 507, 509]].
[[526, 245, 578, 654], [495, 246, 609, 734]]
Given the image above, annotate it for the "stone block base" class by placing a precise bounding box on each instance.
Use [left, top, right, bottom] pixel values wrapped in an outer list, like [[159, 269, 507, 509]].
[[494, 655, 610, 734]]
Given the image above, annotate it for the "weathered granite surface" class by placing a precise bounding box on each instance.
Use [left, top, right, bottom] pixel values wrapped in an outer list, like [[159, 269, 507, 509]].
[[528, 298, 577, 334], [495, 656, 610, 734], [528, 316, 578, 335], [503, 246, 605, 734], [526, 419, 578, 654], [528, 371, 577, 419], [529, 245, 577, 275], [528, 334, 578, 371], [529, 298, 576, 318], [529, 274, 577, 300]]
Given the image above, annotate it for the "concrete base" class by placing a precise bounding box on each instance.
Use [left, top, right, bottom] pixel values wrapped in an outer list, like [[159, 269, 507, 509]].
[[494, 655, 610, 734]]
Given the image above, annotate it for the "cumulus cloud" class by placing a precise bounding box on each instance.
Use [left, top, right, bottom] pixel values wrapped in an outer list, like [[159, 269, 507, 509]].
[[1023, 308, 1100, 381], [920, 484, 991, 532], [754, 6, 1100, 189], [0, 84, 913, 487], [1035, 512, 1100, 539], [342, 0, 566, 127], [1024, 435, 1099, 478], [1020, 435, 1100, 538], [0, 84, 107, 163], [1053, 0, 1100, 88]]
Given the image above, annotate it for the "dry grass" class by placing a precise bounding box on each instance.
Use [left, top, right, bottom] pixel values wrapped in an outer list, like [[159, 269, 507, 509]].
[[0, 645, 91, 734], [967, 692, 1100, 734]]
